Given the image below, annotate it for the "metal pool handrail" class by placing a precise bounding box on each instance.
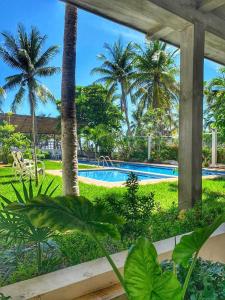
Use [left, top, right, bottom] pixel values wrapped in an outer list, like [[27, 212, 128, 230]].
[[97, 156, 114, 167], [104, 156, 114, 167]]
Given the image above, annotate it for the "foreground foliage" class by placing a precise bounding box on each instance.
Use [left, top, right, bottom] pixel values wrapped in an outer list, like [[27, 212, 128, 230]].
[[8, 192, 225, 299], [0, 168, 225, 290], [162, 259, 225, 300], [0, 180, 58, 274]]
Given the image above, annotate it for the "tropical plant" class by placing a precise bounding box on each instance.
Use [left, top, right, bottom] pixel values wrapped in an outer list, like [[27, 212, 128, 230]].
[[162, 259, 225, 300], [8, 195, 124, 286], [0, 24, 59, 185], [61, 4, 79, 196], [97, 172, 155, 240], [9, 195, 225, 299], [132, 41, 179, 113], [0, 121, 30, 163], [0, 179, 58, 273], [205, 67, 225, 135], [92, 39, 135, 135]]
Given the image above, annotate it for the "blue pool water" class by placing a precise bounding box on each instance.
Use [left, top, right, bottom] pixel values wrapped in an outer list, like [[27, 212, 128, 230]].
[[78, 160, 225, 182], [79, 169, 172, 182], [114, 162, 176, 175]]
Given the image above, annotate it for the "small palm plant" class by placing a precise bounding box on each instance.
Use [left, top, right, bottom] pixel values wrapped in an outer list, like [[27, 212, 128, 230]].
[[8, 195, 225, 299], [0, 179, 58, 273]]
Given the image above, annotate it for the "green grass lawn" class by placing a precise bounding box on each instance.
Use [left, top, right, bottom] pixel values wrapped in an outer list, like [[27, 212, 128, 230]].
[[44, 160, 96, 170], [1, 164, 225, 212]]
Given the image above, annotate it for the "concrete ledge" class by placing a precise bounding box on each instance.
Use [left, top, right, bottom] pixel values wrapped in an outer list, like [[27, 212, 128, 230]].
[[0, 223, 225, 300]]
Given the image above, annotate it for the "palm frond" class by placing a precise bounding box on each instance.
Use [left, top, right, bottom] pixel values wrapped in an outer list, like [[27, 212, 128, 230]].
[[0, 47, 22, 70], [1, 31, 19, 58], [3, 74, 24, 91], [35, 45, 59, 68], [36, 66, 60, 77], [11, 86, 26, 112], [35, 84, 56, 103], [29, 26, 47, 61]]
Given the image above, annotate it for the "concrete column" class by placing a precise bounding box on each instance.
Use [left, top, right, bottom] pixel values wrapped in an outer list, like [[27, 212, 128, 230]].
[[179, 22, 205, 210], [147, 136, 152, 160], [211, 128, 217, 167]]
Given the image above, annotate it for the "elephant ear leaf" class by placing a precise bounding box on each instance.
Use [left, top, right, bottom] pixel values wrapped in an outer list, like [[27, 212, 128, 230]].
[[173, 214, 225, 268], [124, 238, 182, 300], [8, 195, 123, 239]]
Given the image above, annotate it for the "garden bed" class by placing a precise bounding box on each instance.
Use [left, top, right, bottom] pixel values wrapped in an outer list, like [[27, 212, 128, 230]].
[[0, 225, 224, 300]]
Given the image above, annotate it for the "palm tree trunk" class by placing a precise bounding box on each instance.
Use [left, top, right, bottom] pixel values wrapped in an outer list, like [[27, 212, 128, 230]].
[[61, 3, 80, 196], [29, 89, 38, 186], [121, 82, 131, 136]]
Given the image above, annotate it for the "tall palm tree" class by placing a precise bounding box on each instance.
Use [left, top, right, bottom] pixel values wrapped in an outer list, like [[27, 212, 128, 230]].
[[0, 24, 59, 185], [132, 41, 179, 113], [61, 3, 80, 196], [92, 39, 135, 135]]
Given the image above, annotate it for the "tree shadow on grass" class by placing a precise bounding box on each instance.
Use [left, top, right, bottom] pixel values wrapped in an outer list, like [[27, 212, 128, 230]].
[[0, 174, 14, 179], [167, 182, 178, 192], [203, 188, 225, 203], [1, 179, 21, 185]]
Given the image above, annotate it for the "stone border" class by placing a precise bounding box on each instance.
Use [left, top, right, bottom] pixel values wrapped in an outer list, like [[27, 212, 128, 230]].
[[0, 224, 224, 300]]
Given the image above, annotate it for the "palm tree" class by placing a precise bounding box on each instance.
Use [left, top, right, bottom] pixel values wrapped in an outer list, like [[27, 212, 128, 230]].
[[204, 68, 225, 133], [0, 24, 59, 185], [92, 39, 135, 135], [132, 41, 179, 113], [61, 4, 80, 196]]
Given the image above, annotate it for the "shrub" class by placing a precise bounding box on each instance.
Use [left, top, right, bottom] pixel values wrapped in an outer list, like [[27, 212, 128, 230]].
[[151, 144, 178, 162], [0, 121, 30, 163], [162, 259, 225, 300], [55, 232, 126, 266], [96, 172, 155, 241], [149, 201, 225, 242], [218, 146, 225, 164], [202, 147, 211, 167]]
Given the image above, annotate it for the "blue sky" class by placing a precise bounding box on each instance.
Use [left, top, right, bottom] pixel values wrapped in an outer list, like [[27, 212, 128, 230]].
[[0, 0, 222, 117]]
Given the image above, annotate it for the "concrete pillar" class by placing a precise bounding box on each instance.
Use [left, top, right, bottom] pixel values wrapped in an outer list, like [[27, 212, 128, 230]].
[[179, 22, 205, 210], [147, 136, 152, 160], [211, 128, 217, 167]]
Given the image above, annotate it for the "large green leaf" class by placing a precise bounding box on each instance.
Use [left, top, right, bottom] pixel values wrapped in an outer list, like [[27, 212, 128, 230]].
[[9, 195, 123, 239], [124, 238, 182, 300], [173, 214, 225, 268], [152, 272, 182, 300]]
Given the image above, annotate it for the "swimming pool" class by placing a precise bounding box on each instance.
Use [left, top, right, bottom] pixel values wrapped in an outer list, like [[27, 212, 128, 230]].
[[79, 160, 225, 176], [79, 169, 173, 182]]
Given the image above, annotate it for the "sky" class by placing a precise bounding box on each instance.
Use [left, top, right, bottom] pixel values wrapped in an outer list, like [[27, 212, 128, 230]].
[[0, 0, 222, 117]]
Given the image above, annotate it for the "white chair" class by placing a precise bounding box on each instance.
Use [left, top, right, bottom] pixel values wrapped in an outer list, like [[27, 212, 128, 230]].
[[12, 151, 45, 180]]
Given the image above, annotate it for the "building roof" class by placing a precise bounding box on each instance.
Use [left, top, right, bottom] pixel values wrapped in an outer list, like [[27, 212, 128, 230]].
[[0, 114, 60, 135], [63, 0, 225, 65]]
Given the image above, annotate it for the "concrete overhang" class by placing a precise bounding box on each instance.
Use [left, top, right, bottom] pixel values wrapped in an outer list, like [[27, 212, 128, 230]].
[[61, 0, 225, 65]]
